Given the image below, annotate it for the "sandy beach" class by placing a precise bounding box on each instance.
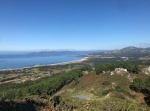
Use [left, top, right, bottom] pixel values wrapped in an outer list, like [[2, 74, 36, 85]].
[[45, 57, 89, 66]]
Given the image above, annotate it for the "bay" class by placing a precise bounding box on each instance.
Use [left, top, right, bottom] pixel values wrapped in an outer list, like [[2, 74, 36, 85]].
[[0, 51, 91, 70]]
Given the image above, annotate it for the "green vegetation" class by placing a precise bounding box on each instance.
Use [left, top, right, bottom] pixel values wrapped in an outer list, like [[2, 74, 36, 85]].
[[130, 77, 150, 93], [0, 63, 150, 110], [130, 77, 150, 106], [130, 78, 145, 92], [95, 62, 140, 74], [145, 77, 150, 91], [0, 68, 83, 100]]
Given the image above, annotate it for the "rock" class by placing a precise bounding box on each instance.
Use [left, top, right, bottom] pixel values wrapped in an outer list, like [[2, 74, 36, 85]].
[[110, 72, 114, 75], [127, 74, 133, 82], [83, 71, 89, 75], [142, 66, 150, 75], [114, 68, 128, 75], [103, 71, 106, 74]]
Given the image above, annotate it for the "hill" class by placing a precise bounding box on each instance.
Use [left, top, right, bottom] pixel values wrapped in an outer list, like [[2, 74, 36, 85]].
[[52, 71, 150, 110], [89, 46, 150, 58]]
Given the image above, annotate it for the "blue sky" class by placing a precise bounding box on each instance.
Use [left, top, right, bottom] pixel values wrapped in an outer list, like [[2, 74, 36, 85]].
[[0, 0, 150, 51]]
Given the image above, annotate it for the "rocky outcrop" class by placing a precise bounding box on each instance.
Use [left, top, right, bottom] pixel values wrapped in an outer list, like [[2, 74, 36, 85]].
[[114, 68, 128, 75], [110, 72, 114, 75], [142, 66, 150, 75], [110, 68, 128, 76]]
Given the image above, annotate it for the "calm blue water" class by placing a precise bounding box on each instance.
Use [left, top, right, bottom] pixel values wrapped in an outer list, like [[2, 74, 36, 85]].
[[0, 51, 91, 70]]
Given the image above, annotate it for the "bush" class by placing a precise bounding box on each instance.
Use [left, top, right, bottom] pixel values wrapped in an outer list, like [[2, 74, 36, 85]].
[[130, 78, 145, 92], [95, 62, 140, 75]]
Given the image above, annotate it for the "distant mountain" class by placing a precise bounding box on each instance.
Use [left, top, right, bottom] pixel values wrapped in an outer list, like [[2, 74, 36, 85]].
[[91, 46, 150, 58], [145, 47, 150, 50], [29, 50, 104, 56], [121, 46, 143, 51], [120, 46, 150, 53]]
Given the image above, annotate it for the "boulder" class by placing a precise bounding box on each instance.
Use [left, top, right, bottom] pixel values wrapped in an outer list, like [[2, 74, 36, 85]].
[[110, 72, 114, 75], [142, 66, 150, 75], [114, 68, 128, 75]]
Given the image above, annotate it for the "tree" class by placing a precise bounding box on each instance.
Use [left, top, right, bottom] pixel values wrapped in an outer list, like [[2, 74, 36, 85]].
[[145, 77, 150, 91], [132, 65, 140, 74], [130, 78, 145, 92]]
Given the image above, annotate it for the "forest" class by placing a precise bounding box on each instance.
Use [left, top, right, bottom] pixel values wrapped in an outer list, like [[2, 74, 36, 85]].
[[95, 62, 140, 74], [0, 68, 83, 100]]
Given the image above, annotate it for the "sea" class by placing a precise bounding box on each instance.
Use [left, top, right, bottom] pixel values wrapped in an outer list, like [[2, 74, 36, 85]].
[[0, 51, 97, 70]]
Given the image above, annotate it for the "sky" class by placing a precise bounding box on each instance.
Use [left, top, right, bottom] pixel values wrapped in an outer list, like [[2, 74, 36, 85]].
[[0, 0, 150, 51]]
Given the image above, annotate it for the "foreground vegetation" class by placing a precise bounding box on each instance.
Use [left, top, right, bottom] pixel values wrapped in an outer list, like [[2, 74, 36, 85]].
[[0, 62, 150, 110], [130, 77, 150, 106]]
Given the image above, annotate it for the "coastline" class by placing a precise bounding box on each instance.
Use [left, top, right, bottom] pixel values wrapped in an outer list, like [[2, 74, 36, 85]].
[[0, 57, 89, 71]]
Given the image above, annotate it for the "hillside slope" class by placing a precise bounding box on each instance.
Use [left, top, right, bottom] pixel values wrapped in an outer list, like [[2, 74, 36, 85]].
[[50, 71, 150, 111]]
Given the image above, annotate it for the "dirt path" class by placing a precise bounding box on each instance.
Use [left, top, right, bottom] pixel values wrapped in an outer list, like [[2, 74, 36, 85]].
[[72, 92, 111, 101]]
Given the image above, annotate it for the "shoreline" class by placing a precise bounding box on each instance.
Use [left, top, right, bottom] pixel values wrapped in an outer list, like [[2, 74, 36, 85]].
[[0, 57, 89, 71]]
